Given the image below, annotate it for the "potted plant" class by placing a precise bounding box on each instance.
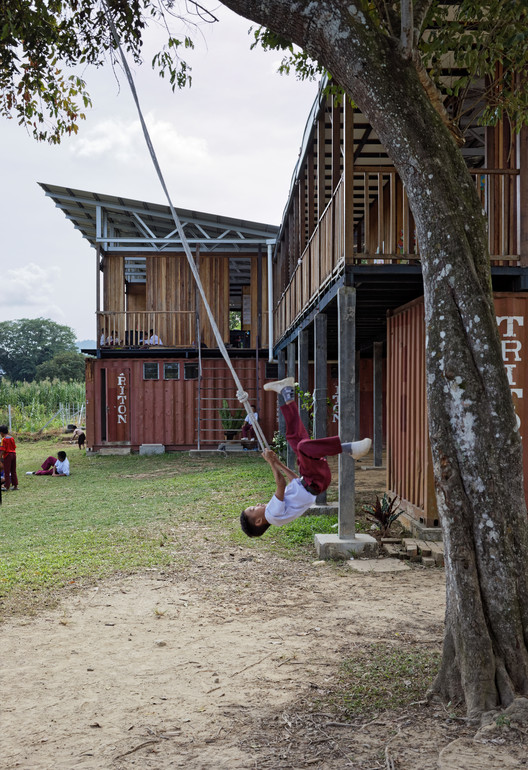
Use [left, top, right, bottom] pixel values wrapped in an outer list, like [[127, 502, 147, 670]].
[[219, 399, 246, 441]]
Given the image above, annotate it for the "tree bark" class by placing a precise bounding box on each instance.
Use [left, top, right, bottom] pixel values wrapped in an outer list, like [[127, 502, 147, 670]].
[[221, 0, 528, 717]]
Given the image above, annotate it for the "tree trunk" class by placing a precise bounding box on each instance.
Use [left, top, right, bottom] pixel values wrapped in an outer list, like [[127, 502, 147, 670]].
[[222, 0, 528, 717]]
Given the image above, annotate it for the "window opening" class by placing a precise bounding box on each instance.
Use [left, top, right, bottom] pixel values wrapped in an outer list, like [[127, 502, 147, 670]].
[[163, 362, 180, 380], [143, 362, 159, 380], [184, 362, 199, 380]]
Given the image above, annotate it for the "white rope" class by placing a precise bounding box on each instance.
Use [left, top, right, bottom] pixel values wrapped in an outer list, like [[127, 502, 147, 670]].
[[103, 5, 269, 450]]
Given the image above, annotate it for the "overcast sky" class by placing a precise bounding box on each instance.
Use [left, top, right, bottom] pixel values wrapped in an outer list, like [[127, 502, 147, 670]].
[[0, 4, 319, 342]]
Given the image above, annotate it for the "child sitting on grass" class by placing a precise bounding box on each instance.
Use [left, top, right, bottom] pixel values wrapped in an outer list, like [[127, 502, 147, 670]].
[[32, 451, 70, 477]]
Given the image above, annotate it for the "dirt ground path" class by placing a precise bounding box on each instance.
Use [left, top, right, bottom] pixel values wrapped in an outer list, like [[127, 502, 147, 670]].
[[2, 466, 526, 768], [2, 544, 442, 769]]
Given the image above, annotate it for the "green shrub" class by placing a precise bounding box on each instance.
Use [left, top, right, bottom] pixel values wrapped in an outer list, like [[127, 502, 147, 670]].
[[219, 398, 245, 432], [362, 493, 404, 538]]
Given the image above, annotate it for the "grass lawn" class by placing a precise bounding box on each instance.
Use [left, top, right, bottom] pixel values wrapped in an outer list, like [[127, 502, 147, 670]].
[[0, 440, 339, 616]]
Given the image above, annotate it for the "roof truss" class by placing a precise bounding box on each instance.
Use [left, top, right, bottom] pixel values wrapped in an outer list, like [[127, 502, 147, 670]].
[[39, 184, 278, 256]]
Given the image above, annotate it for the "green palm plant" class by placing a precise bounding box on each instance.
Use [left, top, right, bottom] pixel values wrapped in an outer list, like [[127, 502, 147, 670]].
[[362, 493, 404, 538], [219, 399, 245, 436]]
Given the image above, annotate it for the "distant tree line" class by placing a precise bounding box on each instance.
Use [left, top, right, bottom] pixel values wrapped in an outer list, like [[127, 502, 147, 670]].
[[0, 318, 87, 382]]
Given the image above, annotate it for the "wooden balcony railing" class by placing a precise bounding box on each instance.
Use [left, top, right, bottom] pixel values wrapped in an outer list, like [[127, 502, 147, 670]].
[[274, 168, 521, 339], [97, 311, 195, 349]]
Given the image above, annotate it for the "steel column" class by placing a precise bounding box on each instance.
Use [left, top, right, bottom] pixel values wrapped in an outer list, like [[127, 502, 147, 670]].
[[373, 341, 383, 467], [287, 341, 297, 470], [298, 329, 310, 433], [314, 313, 328, 505], [338, 287, 356, 538]]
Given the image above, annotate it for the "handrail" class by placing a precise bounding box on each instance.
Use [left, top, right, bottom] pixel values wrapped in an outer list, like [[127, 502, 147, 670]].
[[97, 310, 194, 349], [273, 167, 522, 341]]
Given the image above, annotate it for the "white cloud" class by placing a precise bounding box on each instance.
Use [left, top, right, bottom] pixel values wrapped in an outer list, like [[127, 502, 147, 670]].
[[4, 263, 60, 309], [73, 114, 209, 168], [1, 263, 69, 329], [0, 5, 319, 340]]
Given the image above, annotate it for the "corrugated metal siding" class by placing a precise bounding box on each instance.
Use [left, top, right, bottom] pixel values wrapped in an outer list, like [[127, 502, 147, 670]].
[[197, 358, 276, 447], [85, 356, 278, 452], [495, 294, 528, 489], [85, 355, 380, 453], [388, 293, 528, 528], [132, 367, 197, 447], [359, 358, 386, 441]]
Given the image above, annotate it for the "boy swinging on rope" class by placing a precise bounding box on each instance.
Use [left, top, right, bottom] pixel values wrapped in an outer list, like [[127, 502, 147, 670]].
[[240, 378, 372, 537]]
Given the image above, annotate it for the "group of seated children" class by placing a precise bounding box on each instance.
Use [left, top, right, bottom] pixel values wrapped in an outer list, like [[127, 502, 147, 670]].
[[241, 409, 258, 442], [100, 329, 163, 347]]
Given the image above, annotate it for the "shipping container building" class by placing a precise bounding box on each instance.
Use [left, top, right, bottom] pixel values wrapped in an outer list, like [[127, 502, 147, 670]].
[[42, 69, 528, 536]]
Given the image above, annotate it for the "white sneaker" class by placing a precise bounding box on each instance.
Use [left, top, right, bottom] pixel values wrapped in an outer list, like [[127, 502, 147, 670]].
[[263, 376, 295, 394], [349, 438, 372, 460]]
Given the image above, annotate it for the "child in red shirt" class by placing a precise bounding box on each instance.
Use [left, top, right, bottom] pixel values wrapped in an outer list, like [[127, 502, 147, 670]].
[[0, 425, 18, 491]]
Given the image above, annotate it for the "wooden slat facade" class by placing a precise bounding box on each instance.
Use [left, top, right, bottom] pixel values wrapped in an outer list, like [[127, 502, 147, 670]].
[[272, 84, 528, 343], [197, 254, 230, 349], [387, 298, 437, 529], [387, 294, 528, 529], [274, 165, 522, 340], [147, 254, 195, 345], [98, 251, 268, 351]]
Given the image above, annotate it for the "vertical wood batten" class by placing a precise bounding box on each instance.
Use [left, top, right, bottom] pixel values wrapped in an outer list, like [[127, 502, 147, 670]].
[[317, 100, 326, 220], [307, 144, 316, 237], [390, 173, 396, 253], [519, 126, 528, 266], [364, 173, 370, 253], [331, 95, 341, 195], [355, 352, 361, 441], [373, 341, 383, 467]]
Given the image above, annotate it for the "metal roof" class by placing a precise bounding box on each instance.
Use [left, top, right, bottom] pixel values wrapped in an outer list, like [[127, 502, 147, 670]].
[[39, 183, 278, 255], [40, 183, 278, 300]]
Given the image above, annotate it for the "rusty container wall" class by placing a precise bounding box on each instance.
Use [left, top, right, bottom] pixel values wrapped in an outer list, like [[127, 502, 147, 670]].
[[85, 357, 97, 451], [295, 360, 382, 441], [85, 356, 277, 452], [495, 294, 528, 489], [196, 358, 277, 447], [359, 357, 386, 442], [387, 293, 528, 531]]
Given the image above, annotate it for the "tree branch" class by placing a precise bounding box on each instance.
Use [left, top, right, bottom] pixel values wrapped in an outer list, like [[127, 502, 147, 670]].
[[412, 0, 433, 46], [400, 0, 413, 58], [370, 0, 395, 36], [411, 49, 464, 145]]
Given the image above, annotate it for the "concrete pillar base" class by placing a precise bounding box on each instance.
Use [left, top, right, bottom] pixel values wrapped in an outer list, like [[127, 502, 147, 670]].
[[314, 533, 378, 560], [139, 444, 165, 456], [308, 503, 338, 516]]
